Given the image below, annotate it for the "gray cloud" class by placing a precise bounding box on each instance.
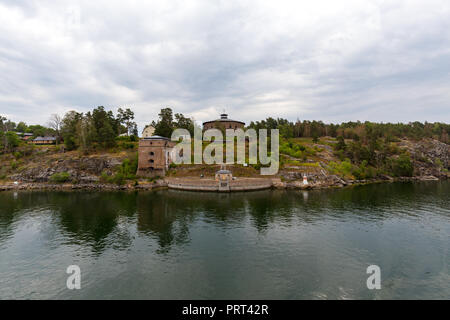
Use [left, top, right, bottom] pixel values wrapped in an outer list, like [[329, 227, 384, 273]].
[[0, 0, 449, 132]]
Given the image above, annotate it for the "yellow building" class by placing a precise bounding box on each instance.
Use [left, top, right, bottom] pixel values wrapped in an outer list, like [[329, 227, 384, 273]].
[[142, 125, 155, 138]]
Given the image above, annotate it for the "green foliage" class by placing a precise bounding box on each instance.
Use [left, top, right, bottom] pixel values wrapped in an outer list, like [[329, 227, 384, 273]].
[[336, 136, 346, 151], [115, 135, 138, 150], [10, 160, 18, 170], [250, 162, 261, 171], [49, 172, 71, 183], [153, 108, 174, 138], [5, 132, 20, 150], [249, 118, 450, 145], [118, 155, 138, 179], [27, 124, 53, 137], [13, 151, 23, 159], [61, 106, 136, 151], [91, 106, 117, 148], [435, 158, 443, 168], [122, 142, 136, 150], [117, 108, 137, 136], [328, 159, 354, 178], [279, 139, 316, 162], [101, 154, 138, 185], [61, 111, 82, 151], [285, 160, 320, 167], [16, 122, 28, 133], [146, 176, 161, 183], [351, 160, 377, 180], [389, 154, 414, 177], [152, 107, 195, 138]]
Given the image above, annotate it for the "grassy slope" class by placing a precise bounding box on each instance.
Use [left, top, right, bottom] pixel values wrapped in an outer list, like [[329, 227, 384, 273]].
[[168, 137, 336, 178]]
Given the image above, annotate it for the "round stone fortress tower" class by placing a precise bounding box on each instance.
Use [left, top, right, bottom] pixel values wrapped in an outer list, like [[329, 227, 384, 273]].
[[202, 113, 245, 131]]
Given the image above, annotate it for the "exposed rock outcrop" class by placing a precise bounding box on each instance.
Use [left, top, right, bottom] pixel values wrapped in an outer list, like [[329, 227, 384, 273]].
[[399, 138, 450, 178], [10, 156, 123, 183]]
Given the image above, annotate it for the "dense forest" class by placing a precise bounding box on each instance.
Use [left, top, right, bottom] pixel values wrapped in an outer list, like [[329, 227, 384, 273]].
[[248, 118, 449, 143], [248, 117, 449, 178]]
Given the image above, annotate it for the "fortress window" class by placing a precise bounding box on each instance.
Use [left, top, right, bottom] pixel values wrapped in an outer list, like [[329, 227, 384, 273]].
[[149, 159, 154, 163], [149, 151, 154, 156]]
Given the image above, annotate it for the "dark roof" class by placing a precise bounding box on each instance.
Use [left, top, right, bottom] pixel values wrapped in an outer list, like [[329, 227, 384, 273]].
[[15, 132, 33, 136], [216, 169, 232, 174], [203, 113, 245, 125], [33, 136, 56, 141], [142, 135, 170, 141]]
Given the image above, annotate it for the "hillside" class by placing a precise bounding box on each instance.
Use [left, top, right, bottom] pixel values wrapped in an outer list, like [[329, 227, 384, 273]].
[[0, 144, 138, 185], [167, 136, 449, 188], [0, 135, 448, 190]]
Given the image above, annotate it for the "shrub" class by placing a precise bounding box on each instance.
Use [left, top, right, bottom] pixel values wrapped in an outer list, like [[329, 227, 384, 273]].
[[146, 176, 161, 183], [251, 162, 262, 171], [328, 159, 354, 178], [280, 141, 308, 159], [50, 172, 71, 183], [6, 132, 20, 150], [13, 151, 23, 159], [118, 156, 138, 179], [21, 145, 35, 156], [169, 162, 177, 169], [64, 136, 77, 151], [101, 155, 138, 185], [10, 160, 18, 170], [100, 172, 111, 182], [390, 154, 414, 177], [312, 134, 319, 143], [352, 160, 376, 179], [111, 173, 125, 185], [118, 141, 136, 150]]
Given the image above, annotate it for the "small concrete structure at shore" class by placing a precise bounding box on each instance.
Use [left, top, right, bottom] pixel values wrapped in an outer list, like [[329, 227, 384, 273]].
[[215, 167, 233, 191], [166, 177, 273, 192]]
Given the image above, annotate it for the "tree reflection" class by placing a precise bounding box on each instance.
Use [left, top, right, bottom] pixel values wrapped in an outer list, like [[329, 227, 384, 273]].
[[0, 181, 448, 254]]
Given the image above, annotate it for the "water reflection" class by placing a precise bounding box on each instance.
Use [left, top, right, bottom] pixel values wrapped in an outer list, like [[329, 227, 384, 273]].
[[0, 181, 449, 299], [0, 181, 449, 255]]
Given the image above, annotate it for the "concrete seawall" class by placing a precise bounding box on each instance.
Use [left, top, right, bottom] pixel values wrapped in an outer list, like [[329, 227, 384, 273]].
[[166, 178, 273, 192]]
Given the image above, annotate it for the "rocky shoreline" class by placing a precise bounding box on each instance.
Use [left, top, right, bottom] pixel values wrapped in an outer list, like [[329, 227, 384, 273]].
[[0, 174, 446, 192], [0, 181, 168, 192]]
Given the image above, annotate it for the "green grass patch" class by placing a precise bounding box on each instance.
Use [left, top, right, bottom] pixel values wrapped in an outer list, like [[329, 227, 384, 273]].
[[49, 172, 71, 183]]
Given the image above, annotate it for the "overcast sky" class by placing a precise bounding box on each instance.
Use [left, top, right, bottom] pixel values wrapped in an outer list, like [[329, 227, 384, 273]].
[[1, 0, 449, 131]]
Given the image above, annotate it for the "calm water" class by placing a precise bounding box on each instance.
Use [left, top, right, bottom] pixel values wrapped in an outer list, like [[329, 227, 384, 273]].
[[0, 182, 448, 300]]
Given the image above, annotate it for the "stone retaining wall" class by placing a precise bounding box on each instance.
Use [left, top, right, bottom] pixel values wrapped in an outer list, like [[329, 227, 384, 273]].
[[166, 178, 273, 192]]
